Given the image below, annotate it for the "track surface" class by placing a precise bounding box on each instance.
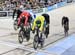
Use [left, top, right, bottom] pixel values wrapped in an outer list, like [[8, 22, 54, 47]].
[[0, 3, 75, 55]]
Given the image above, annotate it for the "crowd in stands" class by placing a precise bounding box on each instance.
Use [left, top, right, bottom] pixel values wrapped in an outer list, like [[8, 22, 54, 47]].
[[0, 0, 63, 11]]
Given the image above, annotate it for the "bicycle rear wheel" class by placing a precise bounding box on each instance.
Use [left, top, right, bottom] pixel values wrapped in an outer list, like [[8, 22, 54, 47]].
[[33, 35, 39, 50], [40, 34, 44, 48], [25, 28, 30, 41], [13, 21, 18, 30], [18, 30, 24, 44], [26, 33, 30, 41]]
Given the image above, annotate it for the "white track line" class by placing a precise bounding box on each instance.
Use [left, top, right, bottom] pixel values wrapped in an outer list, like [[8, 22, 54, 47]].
[[0, 40, 56, 55]]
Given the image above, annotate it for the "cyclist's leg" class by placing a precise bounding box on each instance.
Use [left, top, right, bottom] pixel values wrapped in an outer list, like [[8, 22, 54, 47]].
[[45, 23, 49, 38], [47, 24, 49, 34], [47, 25, 49, 38], [43, 21, 46, 34], [66, 26, 69, 36], [64, 25, 68, 37], [13, 17, 18, 30], [64, 26, 66, 36]]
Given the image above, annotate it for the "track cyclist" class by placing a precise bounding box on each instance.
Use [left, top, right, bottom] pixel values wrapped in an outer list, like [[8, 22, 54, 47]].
[[42, 13, 50, 38]]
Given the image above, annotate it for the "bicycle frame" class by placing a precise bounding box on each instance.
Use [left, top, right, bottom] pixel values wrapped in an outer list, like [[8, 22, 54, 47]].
[[18, 23, 30, 43], [35, 25, 40, 37]]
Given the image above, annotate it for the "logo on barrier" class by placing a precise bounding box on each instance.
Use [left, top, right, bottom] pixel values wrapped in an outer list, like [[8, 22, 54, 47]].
[[38, 8, 43, 13], [32, 8, 43, 13], [47, 6, 55, 11], [0, 12, 7, 17]]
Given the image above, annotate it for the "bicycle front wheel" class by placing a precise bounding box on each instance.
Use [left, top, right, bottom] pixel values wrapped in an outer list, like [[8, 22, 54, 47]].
[[18, 30, 24, 44], [33, 35, 39, 50]]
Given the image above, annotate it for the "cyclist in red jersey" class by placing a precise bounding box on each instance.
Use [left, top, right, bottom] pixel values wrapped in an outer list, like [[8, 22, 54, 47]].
[[18, 11, 32, 26]]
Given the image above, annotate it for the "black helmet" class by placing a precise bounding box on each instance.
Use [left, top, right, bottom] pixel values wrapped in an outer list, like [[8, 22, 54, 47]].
[[36, 20, 41, 27], [36, 20, 41, 24], [21, 15, 26, 23]]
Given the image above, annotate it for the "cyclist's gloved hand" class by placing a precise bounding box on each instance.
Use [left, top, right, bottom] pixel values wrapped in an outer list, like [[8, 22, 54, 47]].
[[32, 30, 35, 34], [39, 28, 42, 32], [12, 17, 14, 20]]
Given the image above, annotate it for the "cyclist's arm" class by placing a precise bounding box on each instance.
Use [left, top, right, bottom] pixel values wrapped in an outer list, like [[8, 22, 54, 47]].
[[67, 18, 69, 25], [18, 15, 22, 26], [24, 16, 28, 25], [40, 17, 45, 31], [12, 9, 16, 19], [32, 17, 37, 30]]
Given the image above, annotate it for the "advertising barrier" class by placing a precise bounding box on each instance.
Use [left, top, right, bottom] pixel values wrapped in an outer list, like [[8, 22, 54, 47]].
[[31, 8, 43, 14], [0, 12, 7, 17], [57, 2, 66, 8], [47, 1, 67, 11], [0, 11, 13, 17]]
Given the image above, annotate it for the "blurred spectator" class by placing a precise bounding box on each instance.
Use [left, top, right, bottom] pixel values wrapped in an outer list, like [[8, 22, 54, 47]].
[[48, 0, 53, 6], [0, 2, 3, 11], [0, 0, 64, 11], [25, 4, 31, 9]]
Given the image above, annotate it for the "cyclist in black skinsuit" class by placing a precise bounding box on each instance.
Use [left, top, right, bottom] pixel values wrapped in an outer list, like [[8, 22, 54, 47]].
[[12, 7, 22, 20], [62, 16, 69, 36], [12, 6, 22, 30], [42, 13, 50, 38]]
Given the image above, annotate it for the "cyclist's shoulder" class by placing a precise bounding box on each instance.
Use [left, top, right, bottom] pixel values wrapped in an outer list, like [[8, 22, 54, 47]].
[[40, 16, 45, 20], [37, 16, 44, 18], [35, 16, 45, 21]]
